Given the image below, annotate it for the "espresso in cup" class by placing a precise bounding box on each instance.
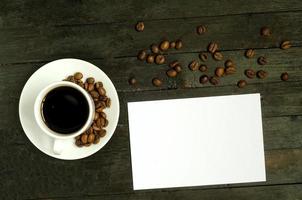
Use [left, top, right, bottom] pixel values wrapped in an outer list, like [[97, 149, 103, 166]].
[[41, 86, 89, 134]]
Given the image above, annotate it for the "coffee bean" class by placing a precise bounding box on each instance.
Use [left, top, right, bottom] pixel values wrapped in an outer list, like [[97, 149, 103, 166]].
[[104, 119, 108, 127], [257, 70, 268, 79], [209, 76, 219, 85], [189, 60, 200, 71], [215, 67, 225, 77], [75, 135, 81, 140], [97, 117, 106, 127], [94, 112, 99, 121], [151, 44, 160, 53], [245, 49, 255, 58], [95, 101, 103, 109], [280, 41, 291, 50], [90, 91, 99, 98], [74, 72, 83, 80], [213, 52, 223, 61], [146, 54, 155, 63], [95, 82, 103, 89], [199, 65, 208, 72], [105, 98, 111, 107], [97, 87, 106, 96], [129, 77, 137, 85], [260, 26, 271, 37], [99, 129, 106, 137], [75, 139, 82, 147], [89, 127, 93, 135], [169, 41, 176, 49], [175, 40, 183, 49], [87, 77, 95, 84], [281, 72, 289, 81], [169, 60, 180, 68], [155, 54, 165, 65], [257, 56, 267, 65], [199, 53, 208, 62], [66, 75, 75, 83], [166, 69, 177, 77], [196, 25, 207, 35], [96, 107, 104, 113], [93, 124, 101, 131], [224, 59, 234, 68], [94, 137, 100, 144], [87, 83, 94, 91], [245, 69, 256, 79], [200, 75, 209, 84], [174, 65, 182, 73], [88, 133, 95, 143], [137, 50, 147, 61], [237, 80, 247, 88], [77, 81, 84, 88], [160, 40, 170, 51], [100, 112, 107, 119], [225, 66, 236, 75], [135, 22, 144, 32], [208, 42, 218, 54], [152, 78, 162, 87], [81, 134, 88, 144]]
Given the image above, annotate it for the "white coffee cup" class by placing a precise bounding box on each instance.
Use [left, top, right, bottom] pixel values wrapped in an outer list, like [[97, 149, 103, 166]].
[[34, 81, 95, 154]]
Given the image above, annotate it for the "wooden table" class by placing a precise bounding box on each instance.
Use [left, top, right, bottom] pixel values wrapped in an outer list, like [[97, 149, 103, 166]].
[[1, 1, 302, 199]]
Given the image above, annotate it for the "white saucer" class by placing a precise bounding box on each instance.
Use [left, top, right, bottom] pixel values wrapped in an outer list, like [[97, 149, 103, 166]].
[[19, 58, 120, 160]]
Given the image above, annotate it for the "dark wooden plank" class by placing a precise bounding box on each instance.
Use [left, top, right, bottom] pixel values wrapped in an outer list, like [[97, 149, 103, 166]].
[[0, 11, 301, 64], [41, 184, 302, 200], [1, 0, 302, 28], [1, 142, 302, 199]]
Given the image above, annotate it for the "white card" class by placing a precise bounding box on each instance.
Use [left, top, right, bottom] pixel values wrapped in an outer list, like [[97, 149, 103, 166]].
[[128, 93, 266, 190]]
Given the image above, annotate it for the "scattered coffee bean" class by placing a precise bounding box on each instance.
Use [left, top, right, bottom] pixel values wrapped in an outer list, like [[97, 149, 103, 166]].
[[199, 65, 208, 72], [199, 53, 208, 62], [86, 77, 95, 84], [245, 69, 256, 79], [166, 69, 177, 77], [90, 91, 99, 98], [200, 75, 209, 84], [87, 83, 94, 91], [245, 49, 255, 58], [237, 80, 247, 88], [152, 78, 162, 87], [189, 60, 200, 71], [257, 70, 268, 79], [224, 59, 234, 68], [160, 40, 170, 51], [196, 25, 207, 35], [94, 112, 99, 121], [174, 65, 182, 73], [215, 67, 225, 77], [155, 54, 165, 65], [151, 44, 160, 53], [170, 41, 176, 49], [74, 72, 83, 80], [137, 50, 147, 61], [281, 72, 289, 81], [95, 82, 103, 89], [146, 54, 155, 63], [257, 56, 267, 65], [169, 60, 180, 68], [88, 133, 95, 143], [209, 76, 219, 85], [81, 134, 88, 144], [94, 137, 100, 144], [213, 52, 223, 61], [129, 77, 137, 85], [280, 41, 291, 50], [98, 129, 106, 137], [225, 66, 236, 75], [97, 87, 106, 96], [208, 42, 218, 54], [260, 26, 272, 37], [175, 40, 183, 49], [75, 139, 82, 147], [135, 22, 144, 32]]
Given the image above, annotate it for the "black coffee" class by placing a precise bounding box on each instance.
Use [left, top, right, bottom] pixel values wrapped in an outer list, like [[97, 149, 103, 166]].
[[42, 86, 89, 134]]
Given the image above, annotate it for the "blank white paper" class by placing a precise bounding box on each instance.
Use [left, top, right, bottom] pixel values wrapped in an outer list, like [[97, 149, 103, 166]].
[[128, 93, 266, 190]]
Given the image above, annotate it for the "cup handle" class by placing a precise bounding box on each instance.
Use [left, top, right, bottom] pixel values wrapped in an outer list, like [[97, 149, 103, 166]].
[[53, 138, 66, 154]]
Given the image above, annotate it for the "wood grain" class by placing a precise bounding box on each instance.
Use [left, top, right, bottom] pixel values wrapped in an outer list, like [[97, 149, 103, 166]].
[[0, 11, 301, 64]]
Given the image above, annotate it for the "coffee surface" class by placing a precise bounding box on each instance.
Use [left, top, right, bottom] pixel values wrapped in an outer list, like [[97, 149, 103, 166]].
[[42, 86, 89, 134]]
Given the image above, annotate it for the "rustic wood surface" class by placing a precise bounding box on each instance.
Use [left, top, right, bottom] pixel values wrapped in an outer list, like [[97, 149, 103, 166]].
[[0, 0, 301, 199]]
